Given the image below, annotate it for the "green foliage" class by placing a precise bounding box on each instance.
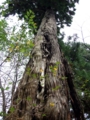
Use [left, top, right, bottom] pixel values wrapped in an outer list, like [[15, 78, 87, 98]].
[[0, 19, 8, 51], [0, 15, 36, 118], [5, 87, 10, 90], [26, 96, 32, 101], [42, 113, 46, 117], [49, 61, 60, 76], [0, 17, 36, 64], [24, 10, 37, 33], [0, 0, 79, 30], [9, 107, 15, 113], [0, 111, 6, 117], [52, 86, 60, 91], [58, 35, 90, 118]]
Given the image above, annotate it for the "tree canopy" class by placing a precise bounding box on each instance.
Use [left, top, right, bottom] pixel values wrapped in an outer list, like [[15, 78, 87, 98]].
[[1, 0, 79, 29]]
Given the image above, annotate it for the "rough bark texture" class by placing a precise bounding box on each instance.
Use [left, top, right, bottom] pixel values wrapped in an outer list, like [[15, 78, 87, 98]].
[[5, 10, 84, 120]]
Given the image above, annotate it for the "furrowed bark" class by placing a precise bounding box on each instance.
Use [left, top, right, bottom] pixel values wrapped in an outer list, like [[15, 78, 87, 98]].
[[5, 9, 84, 120]]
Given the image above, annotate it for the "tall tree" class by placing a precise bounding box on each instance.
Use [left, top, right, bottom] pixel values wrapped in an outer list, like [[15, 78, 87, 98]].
[[1, 0, 85, 120]]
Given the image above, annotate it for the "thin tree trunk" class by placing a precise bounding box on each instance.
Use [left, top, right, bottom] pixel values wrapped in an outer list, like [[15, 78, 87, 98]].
[[0, 79, 6, 120], [5, 9, 84, 120]]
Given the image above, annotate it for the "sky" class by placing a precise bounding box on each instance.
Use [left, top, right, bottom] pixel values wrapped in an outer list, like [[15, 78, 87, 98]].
[[63, 0, 90, 44], [0, 0, 90, 44]]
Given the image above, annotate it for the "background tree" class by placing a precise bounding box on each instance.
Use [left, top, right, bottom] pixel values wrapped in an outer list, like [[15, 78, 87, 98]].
[[0, 0, 85, 120], [0, 15, 35, 120], [59, 34, 90, 119]]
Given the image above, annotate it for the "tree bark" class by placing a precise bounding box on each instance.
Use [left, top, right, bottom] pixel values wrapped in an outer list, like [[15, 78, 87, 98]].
[[5, 10, 84, 120], [0, 79, 6, 120]]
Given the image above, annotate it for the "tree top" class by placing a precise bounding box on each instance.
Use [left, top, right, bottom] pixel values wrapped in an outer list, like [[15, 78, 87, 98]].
[[1, 0, 79, 29]]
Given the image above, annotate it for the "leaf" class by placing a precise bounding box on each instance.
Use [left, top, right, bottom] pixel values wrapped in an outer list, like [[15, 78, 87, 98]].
[[52, 86, 60, 91], [29, 41, 35, 48], [42, 113, 46, 117], [32, 73, 37, 78], [10, 107, 15, 113], [26, 96, 32, 101], [9, 82, 12, 84], [33, 104, 36, 107], [5, 87, 9, 90], [40, 68, 44, 73], [61, 77, 67, 80], [50, 102, 55, 107], [40, 76, 45, 80], [56, 61, 61, 65], [8, 47, 13, 52], [6, 57, 11, 62], [0, 87, 4, 90], [0, 111, 3, 116], [15, 45, 19, 50], [53, 67, 57, 71]]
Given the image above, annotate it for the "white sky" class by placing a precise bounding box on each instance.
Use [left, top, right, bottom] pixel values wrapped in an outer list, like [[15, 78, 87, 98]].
[[0, 0, 90, 44], [63, 0, 90, 44]]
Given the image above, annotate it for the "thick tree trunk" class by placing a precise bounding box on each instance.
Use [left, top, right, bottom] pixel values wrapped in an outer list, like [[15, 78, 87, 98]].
[[5, 10, 84, 120]]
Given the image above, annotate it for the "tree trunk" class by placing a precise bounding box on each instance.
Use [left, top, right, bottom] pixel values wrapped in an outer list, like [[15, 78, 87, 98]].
[[0, 79, 6, 120], [5, 10, 84, 120]]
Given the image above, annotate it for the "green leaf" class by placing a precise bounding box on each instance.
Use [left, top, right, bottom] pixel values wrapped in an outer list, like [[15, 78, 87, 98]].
[[5, 87, 9, 90], [52, 86, 60, 91], [42, 113, 46, 117], [61, 77, 67, 80], [10, 107, 15, 113], [26, 96, 32, 101]]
